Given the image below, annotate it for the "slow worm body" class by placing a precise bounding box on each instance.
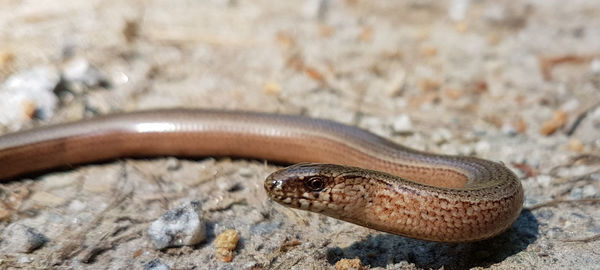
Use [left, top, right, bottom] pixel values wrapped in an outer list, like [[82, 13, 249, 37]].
[[0, 109, 523, 242]]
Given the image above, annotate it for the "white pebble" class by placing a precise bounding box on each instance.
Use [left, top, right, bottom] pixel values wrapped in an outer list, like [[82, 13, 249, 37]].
[[582, 185, 597, 197], [561, 98, 580, 112], [68, 200, 87, 212], [359, 116, 388, 137], [475, 141, 491, 154], [303, 0, 329, 19], [431, 128, 453, 144], [392, 114, 413, 134], [237, 167, 254, 178], [590, 58, 600, 74], [147, 201, 206, 249], [459, 145, 475, 156], [62, 58, 109, 91], [449, 0, 471, 21], [0, 67, 59, 130], [165, 157, 181, 171], [536, 175, 553, 187]]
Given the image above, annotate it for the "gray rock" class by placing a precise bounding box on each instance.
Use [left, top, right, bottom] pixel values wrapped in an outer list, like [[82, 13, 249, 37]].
[[1, 223, 48, 253], [144, 259, 170, 270], [147, 201, 206, 249]]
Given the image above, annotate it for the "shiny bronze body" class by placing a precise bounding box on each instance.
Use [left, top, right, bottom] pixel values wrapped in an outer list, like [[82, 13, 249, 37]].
[[0, 109, 523, 242]]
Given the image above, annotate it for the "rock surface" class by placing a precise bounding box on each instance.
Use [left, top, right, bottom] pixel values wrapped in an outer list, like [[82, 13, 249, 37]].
[[0, 0, 599, 269]]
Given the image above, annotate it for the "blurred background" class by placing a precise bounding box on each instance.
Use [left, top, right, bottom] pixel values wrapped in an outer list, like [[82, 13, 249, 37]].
[[0, 0, 599, 269]]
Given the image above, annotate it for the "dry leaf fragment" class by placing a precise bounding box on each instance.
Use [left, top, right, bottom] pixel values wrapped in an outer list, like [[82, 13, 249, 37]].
[[305, 67, 325, 82], [215, 229, 240, 262], [540, 110, 568, 135], [335, 257, 368, 270]]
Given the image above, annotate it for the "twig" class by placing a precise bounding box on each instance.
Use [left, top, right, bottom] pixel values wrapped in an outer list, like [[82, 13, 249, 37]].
[[548, 154, 600, 177], [538, 54, 598, 81], [566, 169, 600, 183], [566, 101, 600, 136]]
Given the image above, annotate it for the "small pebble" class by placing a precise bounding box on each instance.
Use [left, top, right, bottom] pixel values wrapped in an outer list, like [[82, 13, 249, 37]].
[[431, 128, 453, 144], [67, 200, 87, 212], [0, 224, 48, 253], [217, 179, 240, 191], [501, 122, 518, 136], [459, 145, 475, 156], [335, 257, 366, 270], [404, 133, 427, 152], [569, 185, 598, 200], [144, 259, 170, 270], [391, 114, 413, 134], [590, 58, 600, 74], [483, 4, 506, 22], [418, 78, 440, 92], [166, 157, 181, 171], [61, 58, 110, 91], [568, 187, 585, 200], [359, 116, 388, 137], [0, 66, 59, 130], [263, 81, 281, 96], [303, 0, 329, 20], [536, 175, 553, 188], [475, 141, 491, 154], [147, 201, 206, 249], [214, 229, 240, 262], [582, 185, 597, 198], [568, 139, 584, 152], [561, 99, 580, 112], [243, 262, 261, 269], [449, 0, 470, 21], [237, 167, 254, 178]]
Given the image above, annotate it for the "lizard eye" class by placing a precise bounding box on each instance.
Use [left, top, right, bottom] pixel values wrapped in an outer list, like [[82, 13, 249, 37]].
[[306, 176, 325, 191]]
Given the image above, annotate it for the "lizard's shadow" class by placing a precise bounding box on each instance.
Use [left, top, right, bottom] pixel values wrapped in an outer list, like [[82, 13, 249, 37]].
[[326, 210, 538, 270]]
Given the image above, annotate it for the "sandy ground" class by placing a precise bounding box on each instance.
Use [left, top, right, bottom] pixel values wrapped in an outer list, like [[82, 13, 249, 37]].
[[0, 0, 599, 269]]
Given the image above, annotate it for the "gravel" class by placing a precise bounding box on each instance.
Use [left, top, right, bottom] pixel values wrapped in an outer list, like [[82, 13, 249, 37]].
[[0, 0, 599, 269]]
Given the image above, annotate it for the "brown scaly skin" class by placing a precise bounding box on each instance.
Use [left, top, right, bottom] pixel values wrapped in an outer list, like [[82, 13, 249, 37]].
[[265, 163, 523, 242], [0, 109, 523, 242]]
